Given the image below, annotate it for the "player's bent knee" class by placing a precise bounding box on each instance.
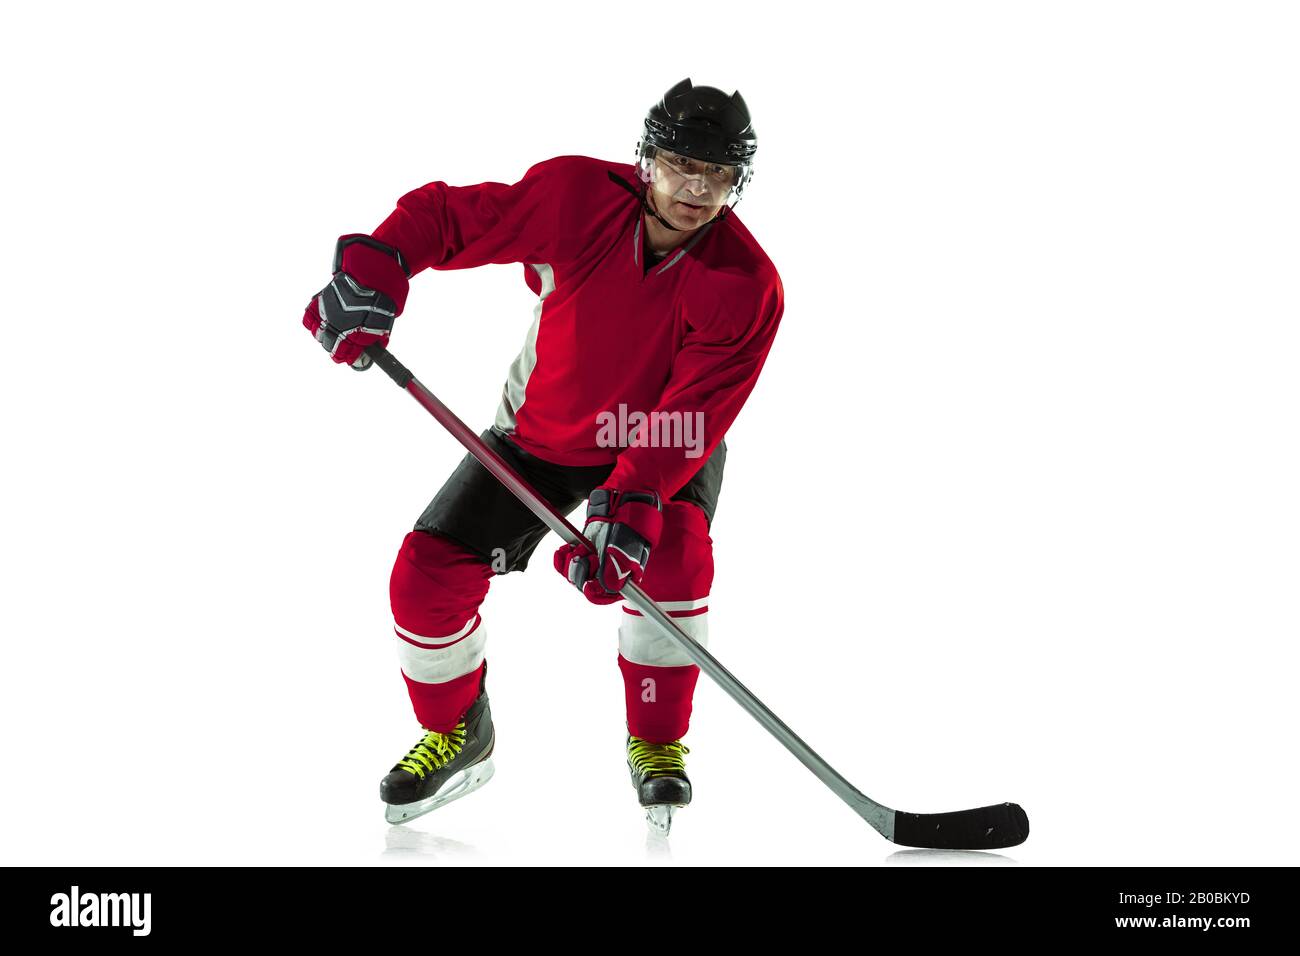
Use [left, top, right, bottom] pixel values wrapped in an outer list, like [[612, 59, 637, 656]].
[[390, 531, 493, 638], [641, 501, 714, 598]]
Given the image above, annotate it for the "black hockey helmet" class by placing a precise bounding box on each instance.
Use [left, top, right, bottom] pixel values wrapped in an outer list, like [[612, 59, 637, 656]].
[[632, 78, 758, 224], [639, 78, 757, 169]]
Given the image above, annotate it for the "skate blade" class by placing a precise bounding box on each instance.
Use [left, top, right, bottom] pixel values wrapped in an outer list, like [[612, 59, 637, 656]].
[[384, 758, 495, 825], [644, 805, 676, 836]]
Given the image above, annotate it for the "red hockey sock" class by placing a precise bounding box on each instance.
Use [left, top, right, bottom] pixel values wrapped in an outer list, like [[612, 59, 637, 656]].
[[390, 530, 493, 732], [618, 654, 700, 742], [403, 662, 484, 733]]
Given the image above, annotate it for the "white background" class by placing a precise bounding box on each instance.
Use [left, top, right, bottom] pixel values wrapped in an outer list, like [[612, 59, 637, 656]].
[[2, 0, 1296, 867]]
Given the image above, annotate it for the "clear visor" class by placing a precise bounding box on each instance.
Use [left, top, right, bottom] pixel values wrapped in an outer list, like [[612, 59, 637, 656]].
[[640, 148, 745, 212]]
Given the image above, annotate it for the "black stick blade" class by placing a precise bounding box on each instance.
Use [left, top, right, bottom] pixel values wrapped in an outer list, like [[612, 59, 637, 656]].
[[892, 802, 1029, 850]]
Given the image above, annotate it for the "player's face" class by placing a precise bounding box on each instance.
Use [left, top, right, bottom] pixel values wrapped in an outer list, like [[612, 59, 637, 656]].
[[649, 150, 733, 229]]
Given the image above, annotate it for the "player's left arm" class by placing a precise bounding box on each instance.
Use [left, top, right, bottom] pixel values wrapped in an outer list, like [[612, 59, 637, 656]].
[[608, 268, 785, 500], [554, 268, 783, 602]]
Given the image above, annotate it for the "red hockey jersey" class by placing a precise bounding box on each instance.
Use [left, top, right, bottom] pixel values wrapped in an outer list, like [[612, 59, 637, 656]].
[[369, 155, 784, 500]]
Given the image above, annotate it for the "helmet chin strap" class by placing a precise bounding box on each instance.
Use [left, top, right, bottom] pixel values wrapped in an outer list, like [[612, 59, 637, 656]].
[[646, 188, 735, 232], [644, 189, 684, 232]]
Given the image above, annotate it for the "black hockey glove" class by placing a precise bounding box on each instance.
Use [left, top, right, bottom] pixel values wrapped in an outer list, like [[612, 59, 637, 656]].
[[301, 235, 411, 370]]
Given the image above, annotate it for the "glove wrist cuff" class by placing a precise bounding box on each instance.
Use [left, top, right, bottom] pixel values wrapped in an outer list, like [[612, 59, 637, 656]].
[[617, 500, 663, 548], [335, 234, 411, 315], [588, 486, 663, 549], [333, 234, 411, 277]]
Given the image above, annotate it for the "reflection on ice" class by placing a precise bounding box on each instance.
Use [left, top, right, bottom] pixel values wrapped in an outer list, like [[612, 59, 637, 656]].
[[383, 825, 479, 860]]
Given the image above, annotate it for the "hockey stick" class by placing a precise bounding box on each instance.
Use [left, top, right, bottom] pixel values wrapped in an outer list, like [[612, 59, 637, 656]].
[[361, 343, 1029, 850]]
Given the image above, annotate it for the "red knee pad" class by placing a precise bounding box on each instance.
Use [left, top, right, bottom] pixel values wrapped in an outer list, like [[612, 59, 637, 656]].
[[390, 531, 492, 637], [639, 501, 714, 599]]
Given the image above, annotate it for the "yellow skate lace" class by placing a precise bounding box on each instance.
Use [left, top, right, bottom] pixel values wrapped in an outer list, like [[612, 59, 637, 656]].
[[628, 736, 690, 776], [396, 724, 467, 778]]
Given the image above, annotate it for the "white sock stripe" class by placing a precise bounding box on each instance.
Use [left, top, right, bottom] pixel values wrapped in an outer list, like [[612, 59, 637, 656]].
[[393, 613, 480, 647], [618, 609, 708, 667], [396, 623, 487, 685], [621, 596, 710, 616]]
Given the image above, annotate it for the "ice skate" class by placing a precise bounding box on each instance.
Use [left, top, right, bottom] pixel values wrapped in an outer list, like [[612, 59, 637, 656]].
[[381, 672, 494, 825], [627, 734, 691, 836]]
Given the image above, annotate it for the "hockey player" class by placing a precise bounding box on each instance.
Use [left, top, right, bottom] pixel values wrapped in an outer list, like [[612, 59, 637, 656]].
[[302, 78, 784, 832]]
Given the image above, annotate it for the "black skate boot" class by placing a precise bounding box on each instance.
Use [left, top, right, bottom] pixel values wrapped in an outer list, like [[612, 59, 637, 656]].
[[627, 734, 691, 835], [380, 667, 495, 824]]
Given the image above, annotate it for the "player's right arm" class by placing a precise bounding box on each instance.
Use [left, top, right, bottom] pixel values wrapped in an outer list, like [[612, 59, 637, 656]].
[[301, 158, 564, 368]]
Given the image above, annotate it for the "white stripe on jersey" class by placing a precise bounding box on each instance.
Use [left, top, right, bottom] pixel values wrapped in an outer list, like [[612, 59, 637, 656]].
[[494, 262, 555, 434]]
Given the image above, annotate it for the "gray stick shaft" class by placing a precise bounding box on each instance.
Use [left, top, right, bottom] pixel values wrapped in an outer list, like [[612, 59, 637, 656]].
[[396, 368, 894, 839], [619, 583, 894, 837]]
